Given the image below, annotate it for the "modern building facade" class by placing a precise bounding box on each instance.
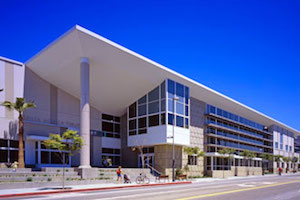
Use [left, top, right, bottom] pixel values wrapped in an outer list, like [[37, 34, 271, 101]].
[[0, 25, 299, 177]]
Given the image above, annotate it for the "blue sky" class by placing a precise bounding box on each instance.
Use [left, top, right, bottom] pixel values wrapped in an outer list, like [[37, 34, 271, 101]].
[[0, 0, 299, 130]]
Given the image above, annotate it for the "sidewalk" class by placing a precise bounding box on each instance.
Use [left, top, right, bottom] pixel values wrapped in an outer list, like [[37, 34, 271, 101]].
[[1, 172, 299, 199], [0, 181, 192, 199]]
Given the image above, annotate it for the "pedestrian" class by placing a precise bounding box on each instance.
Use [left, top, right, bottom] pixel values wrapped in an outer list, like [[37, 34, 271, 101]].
[[278, 167, 282, 176], [116, 166, 123, 183]]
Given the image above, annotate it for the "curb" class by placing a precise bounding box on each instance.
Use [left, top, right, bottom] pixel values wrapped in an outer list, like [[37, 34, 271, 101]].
[[0, 181, 192, 199]]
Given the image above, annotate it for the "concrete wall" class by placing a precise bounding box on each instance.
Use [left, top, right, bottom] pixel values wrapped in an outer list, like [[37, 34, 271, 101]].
[[121, 114, 138, 167], [183, 97, 206, 177], [154, 144, 183, 176], [207, 166, 262, 178], [0, 59, 24, 140]]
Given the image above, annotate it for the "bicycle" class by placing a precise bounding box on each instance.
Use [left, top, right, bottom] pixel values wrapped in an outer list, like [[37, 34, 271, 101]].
[[136, 172, 150, 184]]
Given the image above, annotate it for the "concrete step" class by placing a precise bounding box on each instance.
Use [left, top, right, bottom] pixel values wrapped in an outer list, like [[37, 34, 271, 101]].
[[41, 167, 76, 173]]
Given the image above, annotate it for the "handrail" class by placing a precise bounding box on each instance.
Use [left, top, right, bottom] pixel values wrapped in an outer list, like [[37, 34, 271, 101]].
[[145, 164, 162, 176]]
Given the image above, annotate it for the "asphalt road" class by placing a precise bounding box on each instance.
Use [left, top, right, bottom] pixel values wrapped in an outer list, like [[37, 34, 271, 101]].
[[4, 174, 300, 200]]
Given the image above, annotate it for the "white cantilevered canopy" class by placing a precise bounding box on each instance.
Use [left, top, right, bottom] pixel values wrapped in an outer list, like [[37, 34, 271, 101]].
[[26, 25, 300, 136]]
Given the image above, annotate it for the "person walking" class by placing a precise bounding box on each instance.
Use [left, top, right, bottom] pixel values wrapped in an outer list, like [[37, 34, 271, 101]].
[[116, 166, 123, 183], [278, 167, 282, 176]]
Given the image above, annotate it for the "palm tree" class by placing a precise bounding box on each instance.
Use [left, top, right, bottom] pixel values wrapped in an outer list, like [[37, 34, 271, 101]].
[[292, 156, 299, 172], [259, 153, 273, 175], [2, 98, 36, 168], [241, 150, 256, 176], [184, 147, 205, 163]]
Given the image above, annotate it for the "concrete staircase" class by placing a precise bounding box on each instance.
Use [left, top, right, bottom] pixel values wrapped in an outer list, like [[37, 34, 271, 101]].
[[0, 167, 157, 189]]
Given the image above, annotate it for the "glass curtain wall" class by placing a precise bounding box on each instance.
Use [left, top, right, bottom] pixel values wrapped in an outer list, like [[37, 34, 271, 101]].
[[128, 79, 190, 136]]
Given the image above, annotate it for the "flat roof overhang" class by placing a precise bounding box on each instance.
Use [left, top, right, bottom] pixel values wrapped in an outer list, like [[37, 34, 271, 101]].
[[25, 25, 300, 136]]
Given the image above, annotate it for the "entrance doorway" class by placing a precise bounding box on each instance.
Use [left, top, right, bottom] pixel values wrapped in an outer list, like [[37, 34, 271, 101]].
[[138, 153, 154, 168]]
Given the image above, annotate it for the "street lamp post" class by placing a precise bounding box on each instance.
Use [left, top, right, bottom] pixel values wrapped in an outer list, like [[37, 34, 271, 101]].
[[172, 96, 179, 182]]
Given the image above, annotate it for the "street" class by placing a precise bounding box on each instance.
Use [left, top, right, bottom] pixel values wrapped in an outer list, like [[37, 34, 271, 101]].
[[3, 174, 300, 200]]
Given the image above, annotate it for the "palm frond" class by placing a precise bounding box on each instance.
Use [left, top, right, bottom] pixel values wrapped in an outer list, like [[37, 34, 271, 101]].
[[1, 101, 15, 109]]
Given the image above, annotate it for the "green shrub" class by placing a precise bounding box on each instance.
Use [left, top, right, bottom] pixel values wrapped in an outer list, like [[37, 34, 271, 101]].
[[26, 177, 33, 182], [47, 178, 52, 182], [32, 174, 36, 177], [43, 174, 47, 177], [66, 169, 69, 172], [56, 169, 61, 172]]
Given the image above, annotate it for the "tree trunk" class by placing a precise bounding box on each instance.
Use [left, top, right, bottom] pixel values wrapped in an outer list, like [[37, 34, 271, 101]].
[[18, 114, 25, 168], [63, 161, 65, 189]]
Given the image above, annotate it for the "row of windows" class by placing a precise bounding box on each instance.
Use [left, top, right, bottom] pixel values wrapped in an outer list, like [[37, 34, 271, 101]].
[[102, 114, 120, 123], [168, 113, 189, 129], [207, 117, 265, 139], [167, 79, 189, 104], [0, 139, 20, 148], [207, 127, 264, 146], [129, 81, 166, 119], [129, 113, 166, 135], [273, 125, 294, 137], [90, 130, 120, 138], [102, 148, 120, 154], [0, 139, 20, 164], [275, 142, 293, 152], [38, 151, 70, 164], [208, 137, 264, 152], [207, 104, 265, 131]]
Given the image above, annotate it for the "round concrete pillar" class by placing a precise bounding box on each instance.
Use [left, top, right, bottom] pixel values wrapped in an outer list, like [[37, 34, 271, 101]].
[[79, 57, 91, 168]]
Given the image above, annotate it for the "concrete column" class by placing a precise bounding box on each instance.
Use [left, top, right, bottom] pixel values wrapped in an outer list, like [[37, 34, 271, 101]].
[[211, 156, 214, 171], [79, 57, 91, 168]]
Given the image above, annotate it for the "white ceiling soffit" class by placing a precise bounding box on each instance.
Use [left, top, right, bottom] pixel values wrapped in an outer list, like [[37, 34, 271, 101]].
[[25, 25, 300, 135]]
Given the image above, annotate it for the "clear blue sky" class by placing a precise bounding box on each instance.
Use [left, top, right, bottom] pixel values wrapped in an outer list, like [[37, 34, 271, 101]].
[[1, 0, 299, 131]]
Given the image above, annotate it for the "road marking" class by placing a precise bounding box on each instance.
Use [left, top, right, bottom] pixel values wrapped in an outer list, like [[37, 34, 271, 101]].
[[237, 184, 256, 187], [177, 180, 300, 200]]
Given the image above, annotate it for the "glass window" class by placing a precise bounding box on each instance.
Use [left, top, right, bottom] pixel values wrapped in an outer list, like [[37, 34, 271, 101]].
[[114, 117, 120, 122], [138, 117, 147, 128], [210, 106, 216, 114], [129, 119, 136, 130], [168, 113, 174, 125], [114, 124, 120, 133], [102, 122, 113, 132], [185, 105, 189, 116], [168, 79, 175, 98], [102, 148, 114, 154], [138, 104, 147, 116], [168, 99, 174, 112], [102, 114, 114, 121], [148, 86, 159, 102], [185, 87, 189, 104], [148, 101, 159, 114], [161, 81, 166, 99], [51, 152, 62, 164], [176, 116, 184, 127], [289, 146, 292, 152], [41, 151, 50, 164], [0, 150, 8, 162], [129, 130, 136, 136], [176, 102, 184, 115], [161, 99, 166, 111], [0, 139, 8, 147], [176, 82, 184, 102], [138, 95, 147, 105], [11, 141, 20, 149], [161, 113, 166, 125], [285, 145, 288, 151], [217, 108, 222, 116], [185, 118, 189, 129], [149, 115, 159, 127], [129, 102, 136, 118], [138, 129, 147, 134]]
